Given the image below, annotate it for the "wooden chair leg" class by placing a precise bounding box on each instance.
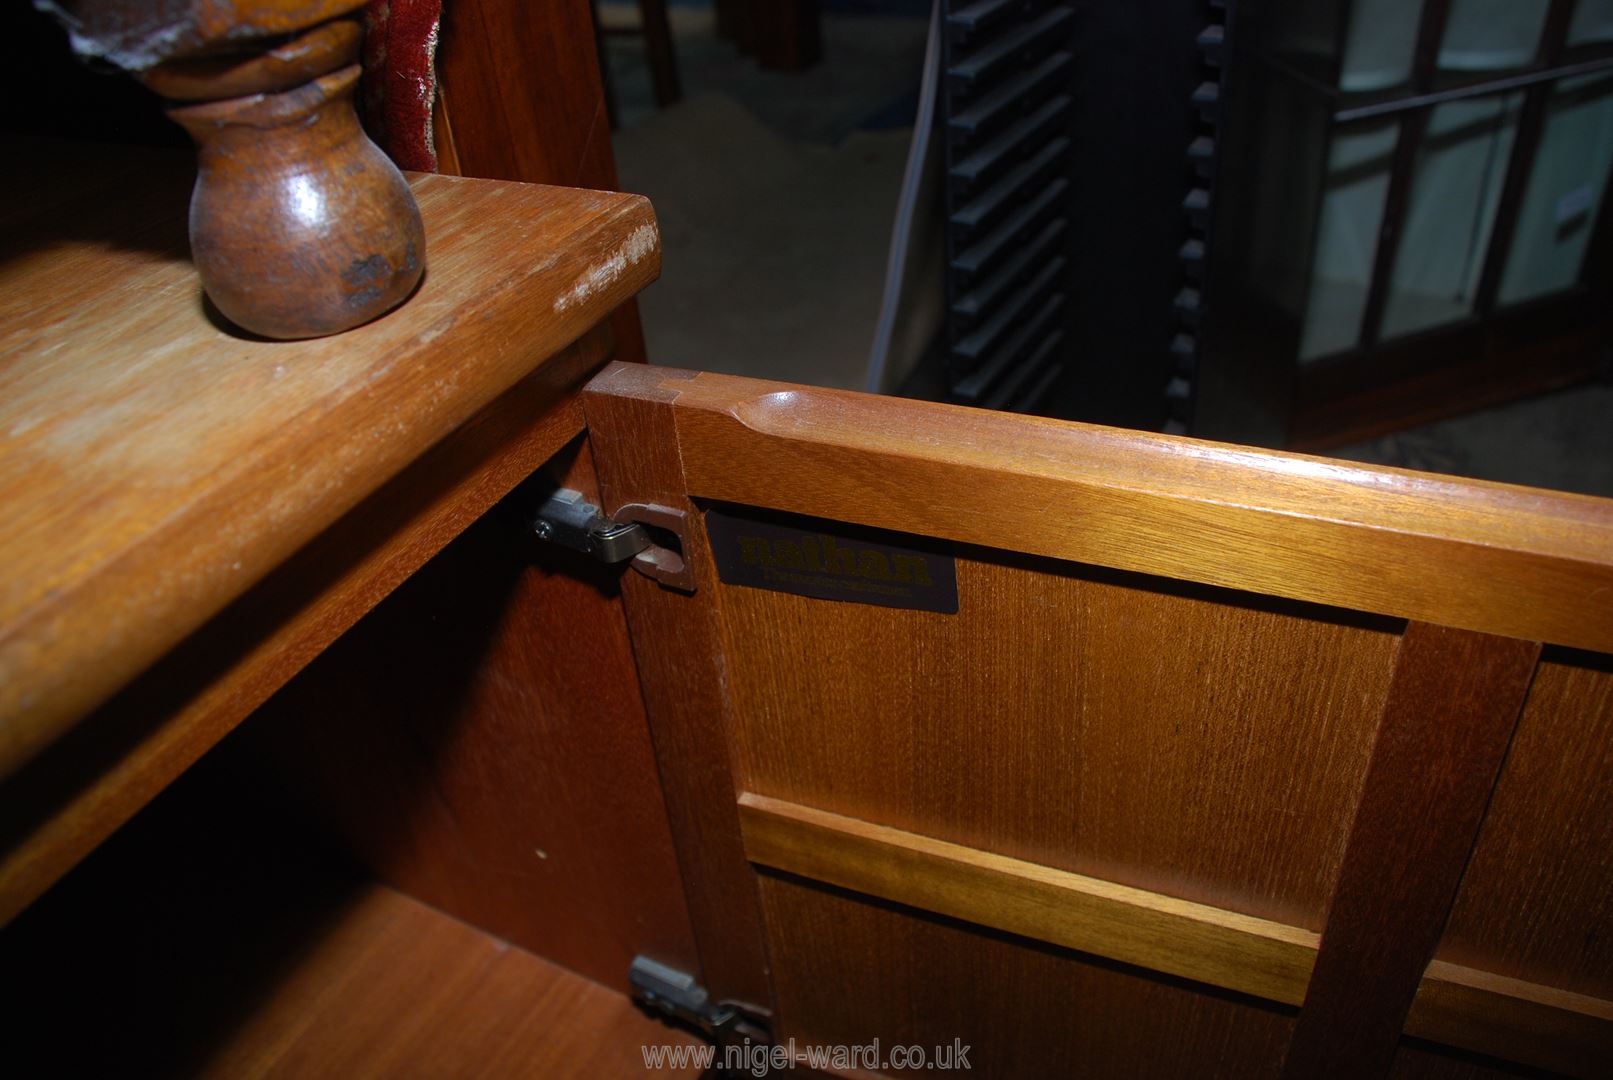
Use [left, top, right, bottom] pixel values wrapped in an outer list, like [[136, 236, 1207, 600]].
[[751, 0, 822, 72], [589, 0, 621, 130], [639, 0, 681, 107], [714, 0, 750, 48]]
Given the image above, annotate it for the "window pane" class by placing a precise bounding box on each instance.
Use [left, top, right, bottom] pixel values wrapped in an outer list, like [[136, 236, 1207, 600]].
[[1340, 0, 1423, 92], [1440, 0, 1549, 72], [1569, 0, 1613, 47], [1382, 94, 1523, 340], [1299, 121, 1399, 361], [1499, 72, 1613, 304]]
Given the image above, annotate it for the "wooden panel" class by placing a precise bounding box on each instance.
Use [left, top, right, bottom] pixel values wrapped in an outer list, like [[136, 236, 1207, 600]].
[[581, 369, 773, 1010], [240, 436, 699, 993], [581, 363, 1613, 1076], [433, 0, 649, 365], [1290, 303, 1608, 452], [0, 763, 702, 1078], [1405, 961, 1613, 1078], [721, 549, 1397, 931], [760, 874, 1298, 1080], [1436, 649, 1613, 1001], [1283, 624, 1542, 1079], [740, 792, 1321, 1006], [199, 886, 704, 1078], [738, 792, 1612, 1074], [590, 365, 1613, 652], [0, 144, 662, 773], [1388, 1040, 1521, 1079], [436, 0, 617, 193], [0, 334, 605, 926]]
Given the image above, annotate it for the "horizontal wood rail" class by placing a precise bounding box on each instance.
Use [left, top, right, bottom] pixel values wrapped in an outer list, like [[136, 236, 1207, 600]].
[[737, 792, 1613, 1077], [738, 791, 1319, 1006], [586, 365, 1613, 654]]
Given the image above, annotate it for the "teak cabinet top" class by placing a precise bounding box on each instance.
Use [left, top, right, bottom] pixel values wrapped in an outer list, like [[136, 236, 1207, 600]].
[[0, 142, 659, 777]]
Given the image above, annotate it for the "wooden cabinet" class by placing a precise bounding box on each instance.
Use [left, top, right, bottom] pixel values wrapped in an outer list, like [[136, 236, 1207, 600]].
[[3, 134, 1612, 1078], [1204, 0, 1613, 449]]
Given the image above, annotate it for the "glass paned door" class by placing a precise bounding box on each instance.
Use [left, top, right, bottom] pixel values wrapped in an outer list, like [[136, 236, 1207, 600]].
[[1498, 71, 1613, 303], [1381, 93, 1523, 339]]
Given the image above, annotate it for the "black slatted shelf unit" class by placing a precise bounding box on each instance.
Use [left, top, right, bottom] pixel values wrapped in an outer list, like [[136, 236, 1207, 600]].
[[940, 0, 1077, 414], [1167, 0, 1233, 435]]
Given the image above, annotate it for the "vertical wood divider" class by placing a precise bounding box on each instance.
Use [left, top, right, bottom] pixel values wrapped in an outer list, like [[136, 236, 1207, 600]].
[[1282, 621, 1541, 1078], [581, 361, 774, 1012]]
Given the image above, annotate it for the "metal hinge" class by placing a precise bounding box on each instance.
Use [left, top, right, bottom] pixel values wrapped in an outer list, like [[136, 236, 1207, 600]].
[[629, 955, 771, 1047], [527, 487, 696, 591]]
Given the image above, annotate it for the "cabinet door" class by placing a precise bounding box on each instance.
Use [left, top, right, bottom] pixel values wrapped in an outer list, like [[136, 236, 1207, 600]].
[[581, 362, 1613, 1079]]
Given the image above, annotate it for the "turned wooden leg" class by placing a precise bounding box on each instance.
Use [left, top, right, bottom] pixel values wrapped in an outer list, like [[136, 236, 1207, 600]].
[[39, 1, 426, 340]]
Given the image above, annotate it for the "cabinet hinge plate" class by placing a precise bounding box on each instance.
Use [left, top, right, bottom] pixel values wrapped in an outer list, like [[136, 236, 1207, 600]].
[[527, 487, 695, 592], [629, 955, 771, 1046]]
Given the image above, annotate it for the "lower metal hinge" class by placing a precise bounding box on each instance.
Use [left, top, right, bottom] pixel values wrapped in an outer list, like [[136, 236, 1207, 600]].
[[629, 955, 771, 1047], [527, 487, 696, 592]]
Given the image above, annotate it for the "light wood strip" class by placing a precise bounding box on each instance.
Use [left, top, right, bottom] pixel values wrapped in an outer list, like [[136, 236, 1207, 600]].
[[0, 148, 661, 776], [586, 364, 1613, 653], [1282, 623, 1542, 1079], [737, 791, 1321, 1006], [1407, 961, 1613, 1079], [737, 792, 1613, 1075]]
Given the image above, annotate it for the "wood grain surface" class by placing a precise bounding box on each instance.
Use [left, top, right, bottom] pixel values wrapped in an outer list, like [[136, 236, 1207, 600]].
[[738, 792, 1610, 1074], [1282, 623, 1542, 1079], [582, 362, 1613, 1076], [1, 761, 703, 1080], [1436, 648, 1613, 1002], [720, 547, 1397, 932], [433, 0, 650, 365], [582, 368, 774, 1011], [197, 885, 704, 1078], [589, 364, 1613, 652], [238, 435, 701, 992], [0, 331, 605, 925], [740, 792, 1322, 1006], [760, 873, 1298, 1080], [436, 0, 618, 191], [1405, 959, 1613, 1078], [0, 144, 661, 775], [2, 739, 704, 1080]]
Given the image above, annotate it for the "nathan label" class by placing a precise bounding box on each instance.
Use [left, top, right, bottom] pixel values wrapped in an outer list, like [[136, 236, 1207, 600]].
[[705, 508, 958, 613]]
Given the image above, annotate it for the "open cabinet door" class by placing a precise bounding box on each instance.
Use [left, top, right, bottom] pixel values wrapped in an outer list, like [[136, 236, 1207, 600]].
[[581, 362, 1613, 1079]]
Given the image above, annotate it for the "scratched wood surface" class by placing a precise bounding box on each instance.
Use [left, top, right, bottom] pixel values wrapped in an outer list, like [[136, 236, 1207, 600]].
[[0, 142, 662, 777]]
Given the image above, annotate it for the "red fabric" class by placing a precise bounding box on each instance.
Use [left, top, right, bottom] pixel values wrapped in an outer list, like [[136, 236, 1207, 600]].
[[360, 0, 443, 171]]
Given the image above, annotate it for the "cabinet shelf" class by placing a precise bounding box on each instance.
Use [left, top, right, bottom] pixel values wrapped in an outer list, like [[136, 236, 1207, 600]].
[[0, 139, 661, 926]]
